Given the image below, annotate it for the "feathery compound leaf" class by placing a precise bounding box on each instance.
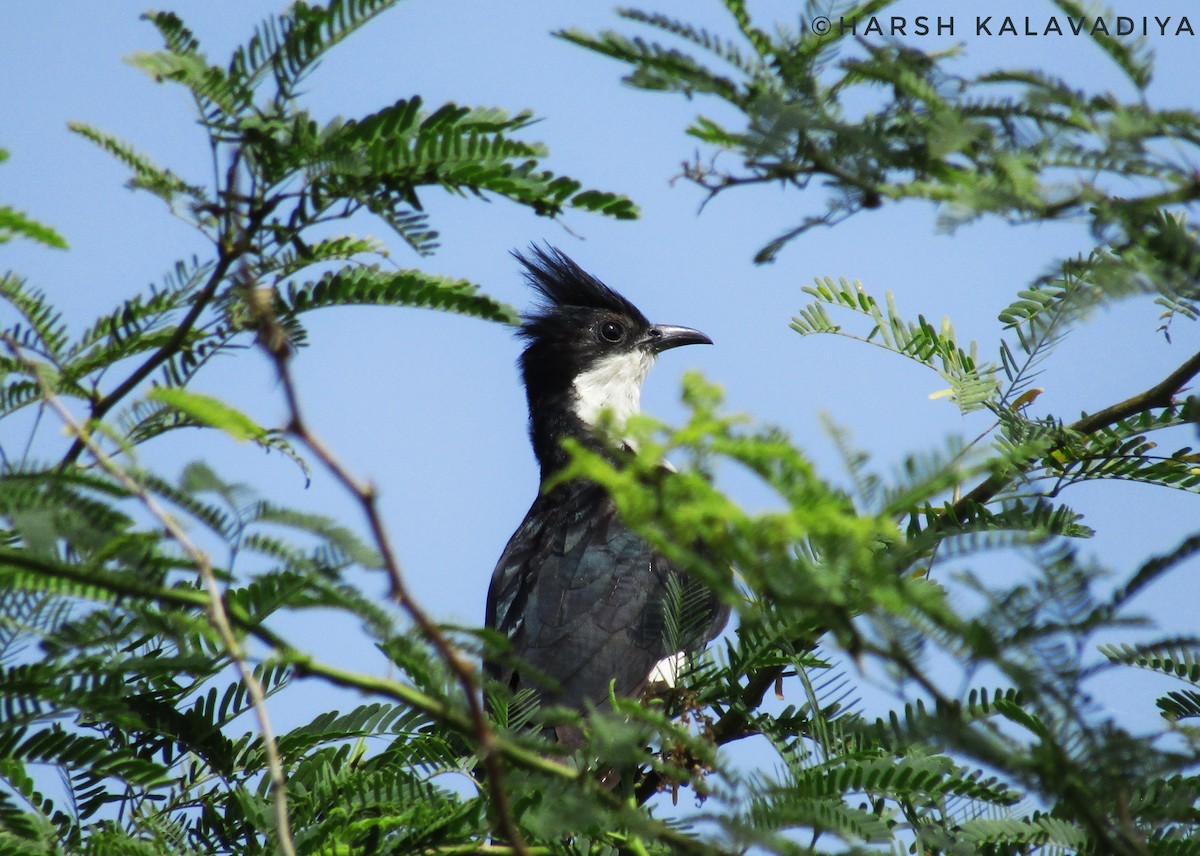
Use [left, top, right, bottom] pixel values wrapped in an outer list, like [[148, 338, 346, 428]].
[[131, 11, 251, 123], [1157, 689, 1200, 722], [0, 208, 66, 250], [249, 501, 381, 569], [556, 26, 744, 104], [794, 278, 1000, 413], [618, 8, 763, 76], [1049, 0, 1152, 89], [1039, 406, 1200, 494], [229, 0, 402, 99], [1101, 642, 1200, 684], [261, 234, 387, 281], [997, 273, 1094, 400], [314, 97, 638, 226], [68, 123, 203, 205], [957, 814, 1089, 851], [1, 275, 70, 360], [0, 150, 66, 248], [71, 258, 209, 357], [279, 264, 518, 323]]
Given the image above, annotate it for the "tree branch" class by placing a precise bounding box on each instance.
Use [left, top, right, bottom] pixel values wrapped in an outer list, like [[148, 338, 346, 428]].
[[1070, 348, 1200, 435], [951, 348, 1200, 515], [58, 180, 280, 468], [7, 335, 297, 856], [262, 331, 532, 856], [58, 249, 234, 467]]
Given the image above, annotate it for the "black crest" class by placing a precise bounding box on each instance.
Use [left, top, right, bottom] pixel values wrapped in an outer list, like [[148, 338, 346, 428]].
[[514, 245, 649, 340]]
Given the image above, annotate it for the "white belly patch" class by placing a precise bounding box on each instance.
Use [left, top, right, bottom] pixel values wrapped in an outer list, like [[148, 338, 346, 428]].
[[648, 652, 685, 687]]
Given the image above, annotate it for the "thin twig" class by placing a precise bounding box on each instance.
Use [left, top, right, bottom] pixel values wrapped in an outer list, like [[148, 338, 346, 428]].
[[6, 337, 298, 856], [266, 340, 532, 856], [951, 348, 1200, 515], [57, 250, 235, 467], [58, 179, 279, 468]]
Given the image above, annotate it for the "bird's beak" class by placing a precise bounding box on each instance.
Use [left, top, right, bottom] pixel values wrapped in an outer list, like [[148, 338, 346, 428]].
[[645, 324, 713, 353]]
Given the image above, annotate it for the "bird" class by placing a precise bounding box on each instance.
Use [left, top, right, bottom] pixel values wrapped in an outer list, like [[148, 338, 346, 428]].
[[485, 245, 730, 747]]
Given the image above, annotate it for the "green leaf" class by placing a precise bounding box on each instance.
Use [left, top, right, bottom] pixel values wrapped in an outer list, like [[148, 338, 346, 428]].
[[229, 0, 402, 98], [1049, 0, 1152, 89], [69, 122, 203, 205], [0, 149, 66, 249], [794, 278, 1000, 414], [0, 207, 66, 250], [147, 388, 269, 443], [570, 188, 638, 219], [1102, 642, 1200, 684], [1, 275, 70, 359], [279, 265, 518, 324]]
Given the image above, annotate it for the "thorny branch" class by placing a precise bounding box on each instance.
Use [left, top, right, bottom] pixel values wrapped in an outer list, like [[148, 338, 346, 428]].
[[5, 335, 298, 856], [247, 299, 533, 856], [951, 347, 1200, 516]]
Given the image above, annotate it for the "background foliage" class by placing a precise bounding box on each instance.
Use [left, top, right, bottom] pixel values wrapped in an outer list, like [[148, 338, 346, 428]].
[[2, 1, 1199, 854]]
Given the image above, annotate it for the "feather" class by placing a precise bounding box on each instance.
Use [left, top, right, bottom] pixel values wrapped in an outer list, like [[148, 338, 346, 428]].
[[486, 480, 727, 714], [514, 245, 649, 328]]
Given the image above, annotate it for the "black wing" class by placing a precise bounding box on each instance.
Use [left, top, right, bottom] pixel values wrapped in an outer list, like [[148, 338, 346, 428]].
[[485, 480, 727, 713]]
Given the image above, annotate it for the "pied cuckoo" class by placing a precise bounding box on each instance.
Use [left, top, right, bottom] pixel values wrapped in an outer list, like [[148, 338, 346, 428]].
[[485, 246, 729, 745]]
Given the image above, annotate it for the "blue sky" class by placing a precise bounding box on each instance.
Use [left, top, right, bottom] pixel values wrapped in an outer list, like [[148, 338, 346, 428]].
[[3, 0, 1198, 774]]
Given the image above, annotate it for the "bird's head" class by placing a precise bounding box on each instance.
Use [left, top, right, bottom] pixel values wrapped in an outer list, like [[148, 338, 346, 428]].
[[514, 246, 711, 473]]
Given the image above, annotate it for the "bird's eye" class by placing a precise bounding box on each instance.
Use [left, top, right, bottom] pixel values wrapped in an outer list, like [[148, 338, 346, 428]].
[[599, 321, 624, 343]]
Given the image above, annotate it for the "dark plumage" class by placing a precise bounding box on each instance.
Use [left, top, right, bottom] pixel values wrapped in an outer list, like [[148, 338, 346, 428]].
[[485, 246, 729, 746]]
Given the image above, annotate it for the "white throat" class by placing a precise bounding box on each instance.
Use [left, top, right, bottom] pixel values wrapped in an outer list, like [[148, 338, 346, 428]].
[[571, 350, 655, 428]]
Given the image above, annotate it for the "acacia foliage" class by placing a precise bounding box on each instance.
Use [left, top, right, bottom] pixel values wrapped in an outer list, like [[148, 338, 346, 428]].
[[2, 1, 1200, 854]]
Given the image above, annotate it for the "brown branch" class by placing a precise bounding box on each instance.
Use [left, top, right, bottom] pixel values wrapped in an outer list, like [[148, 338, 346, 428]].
[[59, 170, 279, 468], [58, 249, 236, 467], [265, 341, 532, 856], [1069, 348, 1200, 435], [951, 347, 1200, 516], [7, 336, 297, 856]]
